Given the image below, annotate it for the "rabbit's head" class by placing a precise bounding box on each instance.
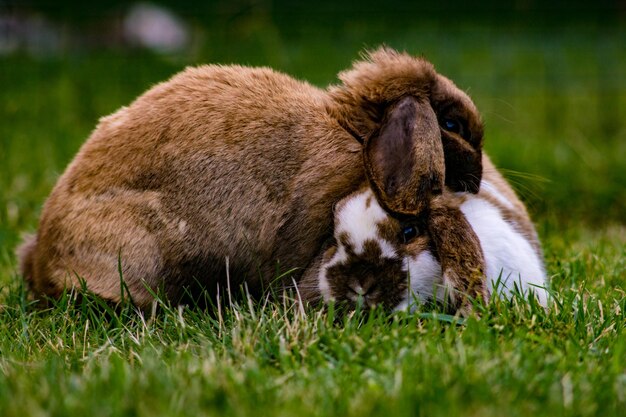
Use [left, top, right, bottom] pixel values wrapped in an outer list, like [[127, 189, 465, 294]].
[[327, 47, 484, 218], [314, 187, 436, 310], [311, 186, 488, 312]]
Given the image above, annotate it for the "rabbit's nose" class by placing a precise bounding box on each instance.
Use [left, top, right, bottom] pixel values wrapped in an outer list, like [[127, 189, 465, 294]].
[[349, 282, 367, 296], [348, 277, 378, 301]]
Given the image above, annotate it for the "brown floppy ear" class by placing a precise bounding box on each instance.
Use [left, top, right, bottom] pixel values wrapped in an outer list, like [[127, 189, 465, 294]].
[[442, 135, 483, 194], [431, 74, 484, 194], [363, 96, 445, 217], [428, 197, 488, 315]]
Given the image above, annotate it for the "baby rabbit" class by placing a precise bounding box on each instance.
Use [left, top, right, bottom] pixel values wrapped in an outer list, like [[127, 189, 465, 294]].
[[299, 154, 548, 313], [18, 47, 486, 309]]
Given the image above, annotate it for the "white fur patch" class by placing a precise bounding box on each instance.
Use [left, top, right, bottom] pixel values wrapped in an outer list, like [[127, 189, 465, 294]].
[[395, 251, 443, 312], [334, 189, 397, 259], [460, 197, 548, 306], [318, 245, 348, 301]]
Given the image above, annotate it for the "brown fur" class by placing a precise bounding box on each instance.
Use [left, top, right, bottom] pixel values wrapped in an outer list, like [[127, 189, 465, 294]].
[[16, 234, 37, 290], [364, 96, 444, 216], [18, 47, 484, 309], [325, 238, 409, 309], [431, 75, 484, 193], [427, 195, 487, 312]]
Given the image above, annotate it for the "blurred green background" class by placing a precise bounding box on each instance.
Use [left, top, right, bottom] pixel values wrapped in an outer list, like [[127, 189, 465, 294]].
[[1, 0, 625, 275]]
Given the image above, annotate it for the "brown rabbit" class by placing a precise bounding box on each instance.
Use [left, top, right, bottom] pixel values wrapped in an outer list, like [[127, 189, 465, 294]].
[[17, 47, 484, 309]]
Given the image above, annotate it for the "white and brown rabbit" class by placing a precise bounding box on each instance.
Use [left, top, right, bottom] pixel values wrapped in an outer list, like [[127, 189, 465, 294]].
[[299, 155, 548, 313], [17, 47, 486, 309]]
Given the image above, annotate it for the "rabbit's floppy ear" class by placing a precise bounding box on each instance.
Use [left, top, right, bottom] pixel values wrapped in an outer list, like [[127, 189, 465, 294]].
[[327, 47, 485, 197], [431, 74, 484, 194], [427, 196, 488, 314], [363, 96, 445, 216]]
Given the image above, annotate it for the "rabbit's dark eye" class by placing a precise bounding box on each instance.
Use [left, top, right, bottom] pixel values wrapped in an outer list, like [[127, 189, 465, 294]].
[[401, 225, 418, 244], [442, 118, 462, 135], [441, 117, 472, 141]]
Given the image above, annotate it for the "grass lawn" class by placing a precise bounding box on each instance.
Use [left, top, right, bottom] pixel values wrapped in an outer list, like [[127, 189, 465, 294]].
[[0, 18, 625, 417]]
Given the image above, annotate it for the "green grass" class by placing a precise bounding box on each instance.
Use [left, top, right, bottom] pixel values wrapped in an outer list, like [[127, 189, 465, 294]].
[[0, 20, 625, 417]]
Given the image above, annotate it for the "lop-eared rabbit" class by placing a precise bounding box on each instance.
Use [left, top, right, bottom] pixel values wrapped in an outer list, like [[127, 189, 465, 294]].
[[299, 155, 548, 314], [18, 48, 485, 309]]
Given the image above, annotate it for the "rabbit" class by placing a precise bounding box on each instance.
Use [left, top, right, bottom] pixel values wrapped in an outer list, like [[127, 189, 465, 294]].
[[298, 154, 548, 314], [17, 47, 486, 309]]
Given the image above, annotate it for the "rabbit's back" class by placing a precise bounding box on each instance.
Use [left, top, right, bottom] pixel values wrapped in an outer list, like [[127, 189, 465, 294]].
[[25, 65, 364, 307]]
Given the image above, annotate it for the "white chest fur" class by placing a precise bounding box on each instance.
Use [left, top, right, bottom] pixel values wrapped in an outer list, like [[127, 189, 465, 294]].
[[460, 195, 548, 306]]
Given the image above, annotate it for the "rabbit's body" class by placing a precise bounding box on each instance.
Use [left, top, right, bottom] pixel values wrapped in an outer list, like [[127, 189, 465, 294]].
[[19, 48, 487, 309], [21, 65, 365, 306], [302, 155, 548, 310]]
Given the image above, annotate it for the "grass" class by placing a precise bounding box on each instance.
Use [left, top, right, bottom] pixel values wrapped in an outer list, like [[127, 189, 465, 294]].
[[0, 235, 624, 417], [0, 16, 625, 417]]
